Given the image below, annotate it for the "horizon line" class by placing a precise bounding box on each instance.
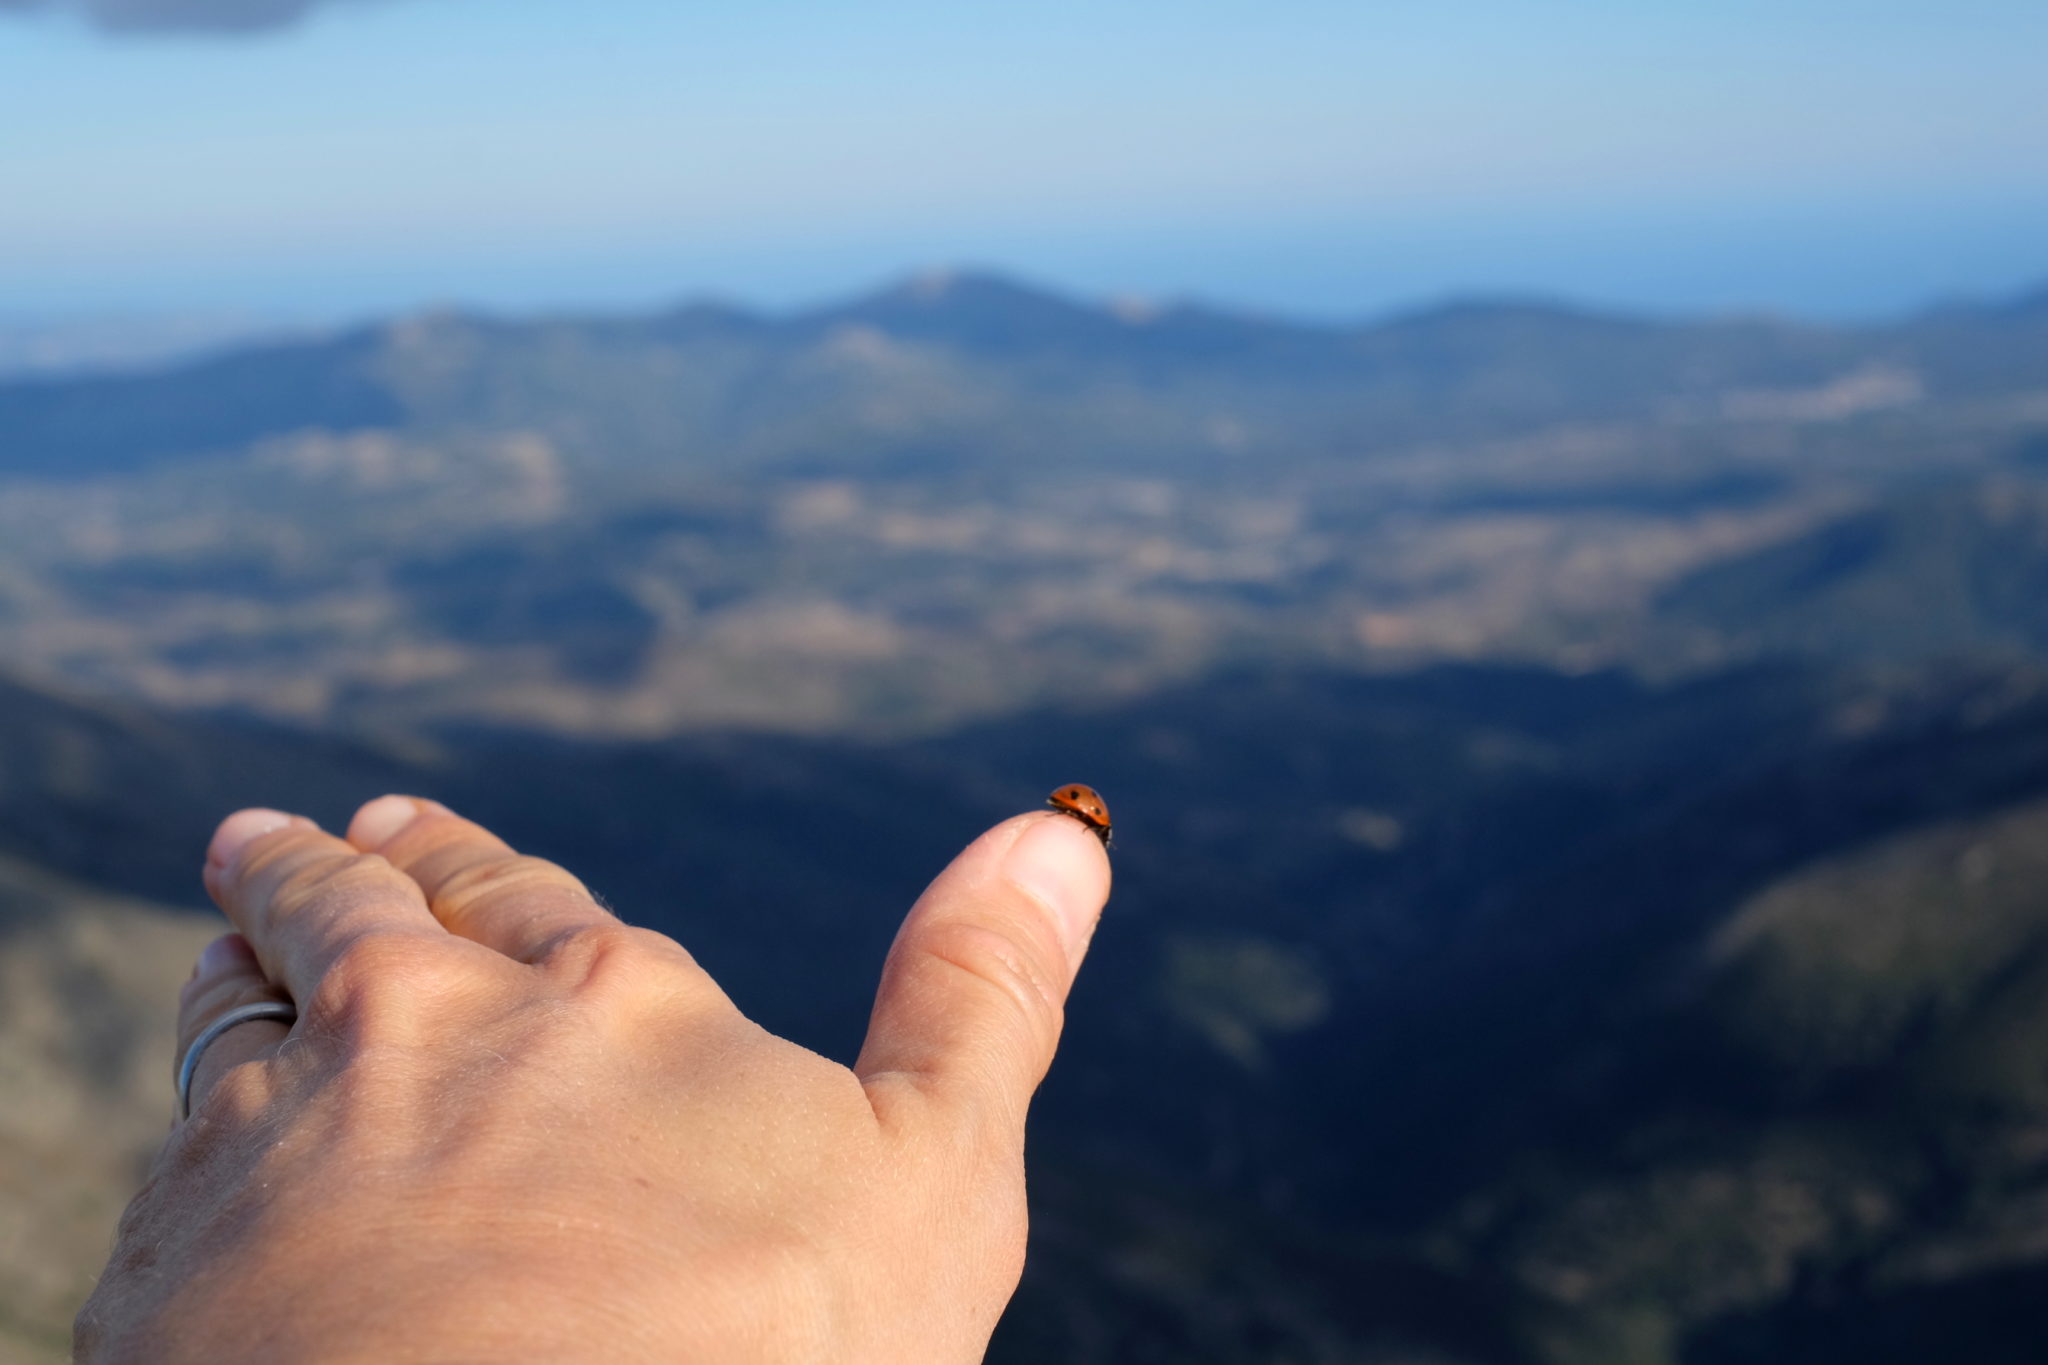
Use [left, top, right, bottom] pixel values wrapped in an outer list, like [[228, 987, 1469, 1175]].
[[1, 261, 2043, 382]]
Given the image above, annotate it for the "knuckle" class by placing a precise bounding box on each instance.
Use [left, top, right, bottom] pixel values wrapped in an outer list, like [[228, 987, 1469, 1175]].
[[543, 923, 708, 1008], [307, 933, 466, 1040], [539, 920, 641, 979], [269, 849, 411, 921], [921, 919, 1067, 1059], [195, 1055, 276, 1126]]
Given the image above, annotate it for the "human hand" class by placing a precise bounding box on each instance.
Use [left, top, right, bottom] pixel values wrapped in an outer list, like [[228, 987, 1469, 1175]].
[[76, 794, 1111, 1363]]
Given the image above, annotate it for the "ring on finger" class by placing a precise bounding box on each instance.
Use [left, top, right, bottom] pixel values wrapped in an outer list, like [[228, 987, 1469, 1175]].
[[178, 1001, 298, 1120]]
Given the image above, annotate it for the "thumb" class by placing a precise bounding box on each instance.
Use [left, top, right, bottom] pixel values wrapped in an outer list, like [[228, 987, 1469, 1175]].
[[855, 809, 1111, 1145]]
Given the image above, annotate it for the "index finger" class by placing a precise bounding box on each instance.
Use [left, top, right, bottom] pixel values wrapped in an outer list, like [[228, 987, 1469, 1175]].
[[202, 808, 446, 1004], [343, 795, 620, 964]]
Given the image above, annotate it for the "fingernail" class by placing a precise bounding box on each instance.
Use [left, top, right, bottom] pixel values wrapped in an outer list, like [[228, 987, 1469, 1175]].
[[195, 934, 252, 980], [351, 794, 423, 849], [208, 809, 298, 871], [1003, 815, 1111, 964]]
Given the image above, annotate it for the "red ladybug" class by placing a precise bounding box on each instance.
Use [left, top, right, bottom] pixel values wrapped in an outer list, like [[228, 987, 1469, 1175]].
[[1046, 784, 1113, 846]]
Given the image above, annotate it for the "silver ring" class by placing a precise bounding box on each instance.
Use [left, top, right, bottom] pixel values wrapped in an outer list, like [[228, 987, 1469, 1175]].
[[178, 1001, 297, 1119]]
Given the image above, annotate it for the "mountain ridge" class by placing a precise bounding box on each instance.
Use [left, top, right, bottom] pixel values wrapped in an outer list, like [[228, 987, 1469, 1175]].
[[9, 265, 2044, 390], [3, 268, 2042, 483]]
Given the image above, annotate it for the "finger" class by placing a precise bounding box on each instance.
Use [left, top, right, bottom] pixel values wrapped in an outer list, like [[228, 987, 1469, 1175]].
[[855, 809, 1111, 1146], [347, 795, 619, 963], [175, 933, 290, 1120], [203, 807, 446, 1004]]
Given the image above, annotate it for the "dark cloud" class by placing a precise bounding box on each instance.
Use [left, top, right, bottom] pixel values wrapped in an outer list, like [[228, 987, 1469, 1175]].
[[0, 0, 370, 33]]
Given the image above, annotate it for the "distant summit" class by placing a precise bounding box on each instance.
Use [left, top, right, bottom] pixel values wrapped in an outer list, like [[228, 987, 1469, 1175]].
[[1, 266, 2044, 481], [1376, 295, 1646, 330], [805, 268, 1140, 354]]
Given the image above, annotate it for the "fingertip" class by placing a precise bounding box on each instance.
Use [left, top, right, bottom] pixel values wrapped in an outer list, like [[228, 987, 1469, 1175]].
[[179, 932, 263, 1008], [1000, 812, 1112, 968], [855, 809, 1114, 1129], [196, 932, 255, 977], [207, 809, 314, 873], [348, 794, 430, 850]]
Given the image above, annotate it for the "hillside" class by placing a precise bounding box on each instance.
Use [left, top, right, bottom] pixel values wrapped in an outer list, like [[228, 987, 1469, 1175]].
[[0, 279, 1809, 478], [1, 274, 2043, 742], [9, 656, 2048, 1361], [1659, 480, 2048, 661], [0, 860, 215, 1364], [2, 272, 2040, 484]]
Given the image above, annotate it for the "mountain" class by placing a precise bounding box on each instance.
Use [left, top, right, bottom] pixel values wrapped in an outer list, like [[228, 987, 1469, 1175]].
[[0, 312, 291, 381], [1659, 480, 2048, 661], [1, 270, 2042, 744], [3, 271, 2043, 482], [0, 327, 403, 477], [810, 269, 1176, 356]]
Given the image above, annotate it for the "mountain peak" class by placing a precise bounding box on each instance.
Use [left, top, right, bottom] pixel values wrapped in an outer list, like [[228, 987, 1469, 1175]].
[[804, 269, 1129, 353], [835, 267, 1092, 316], [897, 266, 971, 302], [1376, 294, 1646, 331]]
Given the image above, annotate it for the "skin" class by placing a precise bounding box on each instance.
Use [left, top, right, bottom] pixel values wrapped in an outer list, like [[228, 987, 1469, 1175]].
[[75, 794, 1111, 1364]]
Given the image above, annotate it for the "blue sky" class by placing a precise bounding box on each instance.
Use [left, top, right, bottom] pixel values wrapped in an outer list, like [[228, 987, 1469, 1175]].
[[2, 0, 2045, 324]]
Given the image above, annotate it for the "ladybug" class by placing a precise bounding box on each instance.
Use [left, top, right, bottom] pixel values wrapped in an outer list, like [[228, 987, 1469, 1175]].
[[1046, 783, 1113, 846]]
